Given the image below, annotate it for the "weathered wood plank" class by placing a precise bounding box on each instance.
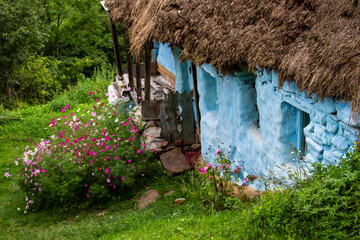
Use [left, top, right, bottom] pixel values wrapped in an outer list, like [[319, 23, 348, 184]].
[[179, 90, 195, 144]]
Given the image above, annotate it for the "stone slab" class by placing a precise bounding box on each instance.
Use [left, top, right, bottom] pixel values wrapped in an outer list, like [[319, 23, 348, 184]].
[[160, 148, 191, 174], [139, 189, 160, 209]]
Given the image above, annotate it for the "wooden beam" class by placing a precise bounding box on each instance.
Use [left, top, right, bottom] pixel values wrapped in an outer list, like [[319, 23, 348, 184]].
[[135, 59, 142, 104], [157, 64, 176, 86], [123, 26, 133, 90], [191, 64, 201, 128], [144, 42, 151, 100], [109, 17, 123, 78]]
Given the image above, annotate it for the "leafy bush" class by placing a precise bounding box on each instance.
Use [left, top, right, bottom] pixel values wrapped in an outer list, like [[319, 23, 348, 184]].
[[12, 55, 62, 104], [250, 145, 360, 239], [12, 90, 156, 212]]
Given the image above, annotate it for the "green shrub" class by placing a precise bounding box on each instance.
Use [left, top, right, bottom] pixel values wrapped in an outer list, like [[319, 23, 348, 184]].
[[13, 55, 62, 104], [250, 145, 360, 239]]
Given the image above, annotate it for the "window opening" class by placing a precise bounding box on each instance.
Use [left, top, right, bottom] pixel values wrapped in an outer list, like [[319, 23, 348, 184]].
[[298, 110, 310, 156]]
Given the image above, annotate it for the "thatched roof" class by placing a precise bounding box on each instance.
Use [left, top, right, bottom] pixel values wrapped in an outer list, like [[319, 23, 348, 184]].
[[105, 0, 360, 114]]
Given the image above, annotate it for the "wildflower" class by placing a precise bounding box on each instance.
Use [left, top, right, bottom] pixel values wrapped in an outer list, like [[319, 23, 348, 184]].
[[215, 150, 221, 156], [91, 112, 96, 117], [121, 176, 125, 181], [208, 176, 213, 180], [244, 177, 249, 183], [89, 91, 93, 96], [65, 105, 70, 109], [4, 172, 11, 178], [136, 150, 141, 154], [61, 108, 66, 113], [105, 168, 109, 174]]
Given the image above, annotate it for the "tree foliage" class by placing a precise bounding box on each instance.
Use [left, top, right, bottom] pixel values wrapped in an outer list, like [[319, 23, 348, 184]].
[[0, 0, 126, 107]]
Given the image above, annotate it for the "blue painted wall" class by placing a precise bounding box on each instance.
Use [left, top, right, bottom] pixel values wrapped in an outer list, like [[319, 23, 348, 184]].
[[154, 42, 360, 189], [156, 42, 177, 75]]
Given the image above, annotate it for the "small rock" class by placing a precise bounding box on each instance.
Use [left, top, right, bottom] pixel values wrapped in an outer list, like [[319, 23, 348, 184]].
[[165, 190, 175, 196], [160, 148, 191, 174], [161, 140, 169, 149], [139, 189, 160, 209], [174, 139, 183, 147], [147, 121, 156, 128], [191, 143, 201, 151]]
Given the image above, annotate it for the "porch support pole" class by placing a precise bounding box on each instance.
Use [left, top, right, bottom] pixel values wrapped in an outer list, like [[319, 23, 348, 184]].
[[123, 26, 133, 89], [144, 42, 151, 100], [109, 18, 123, 79], [135, 59, 142, 104]]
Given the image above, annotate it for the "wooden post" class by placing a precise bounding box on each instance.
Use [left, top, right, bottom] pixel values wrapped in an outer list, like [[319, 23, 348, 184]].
[[144, 42, 151, 100], [123, 26, 133, 90], [109, 18, 123, 79], [191, 64, 201, 128], [135, 59, 142, 104]]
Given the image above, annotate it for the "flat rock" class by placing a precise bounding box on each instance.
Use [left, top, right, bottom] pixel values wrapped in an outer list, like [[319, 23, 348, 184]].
[[191, 143, 201, 151], [174, 139, 183, 147], [164, 190, 176, 196], [139, 189, 160, 209], [161, 140, 169, 149], [160, 148, 191, 174]]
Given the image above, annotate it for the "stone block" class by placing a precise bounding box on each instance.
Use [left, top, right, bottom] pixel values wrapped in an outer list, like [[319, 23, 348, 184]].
[[315, 97, 336, 114], [305, 153, 316, 164], [343, 126, 358, 144], [323, 149, 341, 164], [331, 135, 349, 152], [306, 138, 324, 161], [191, 143, 201, 151], [174, 139, 183, 147], [161, 140, 169, 149], [160, 148, 191, 174], [335, 100, 360, 127], [314, 124, 332, 145], [312, 110, 327, 126], [326, 118, 338, 134]]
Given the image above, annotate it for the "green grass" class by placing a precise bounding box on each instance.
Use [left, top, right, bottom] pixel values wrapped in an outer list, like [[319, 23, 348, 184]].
[[1, 66, 359, 239], [0, 71, 264, 239]]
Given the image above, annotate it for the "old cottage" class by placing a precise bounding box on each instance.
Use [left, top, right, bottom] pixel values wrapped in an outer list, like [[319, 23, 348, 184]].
[[105, 0, 360, 188]]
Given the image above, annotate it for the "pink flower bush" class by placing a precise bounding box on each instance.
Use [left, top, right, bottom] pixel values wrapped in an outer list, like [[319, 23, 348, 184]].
[[13, 90, 155, 212]]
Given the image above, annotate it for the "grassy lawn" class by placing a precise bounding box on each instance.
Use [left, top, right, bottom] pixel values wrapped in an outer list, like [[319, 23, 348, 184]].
[[0, 106, 255, 239], [0, 91, 264, 240], [1, 70, 358, 239]]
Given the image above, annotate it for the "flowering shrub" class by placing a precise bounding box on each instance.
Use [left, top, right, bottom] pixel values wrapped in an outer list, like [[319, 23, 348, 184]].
[[13, 90, 155, 212], [183, 149, 257, 211]]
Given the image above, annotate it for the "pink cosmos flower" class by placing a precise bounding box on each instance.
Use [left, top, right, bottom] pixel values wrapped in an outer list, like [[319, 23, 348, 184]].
[[89, 91, 93, 96], [40, 169, 45, 173], [105, 168, 109, 174], [65, 105, 70, 109], [91, 112, 96, 117], [61, 108, 66, 113], [121, 176, 125, 181], [244, 177, 249, 183], [208, 176, 213, 180], [136, 150, 141, 154], [215, 150, 221, 156]]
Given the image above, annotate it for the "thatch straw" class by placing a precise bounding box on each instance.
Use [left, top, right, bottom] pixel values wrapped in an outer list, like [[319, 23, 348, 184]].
[[106, 0, 360, 115]]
